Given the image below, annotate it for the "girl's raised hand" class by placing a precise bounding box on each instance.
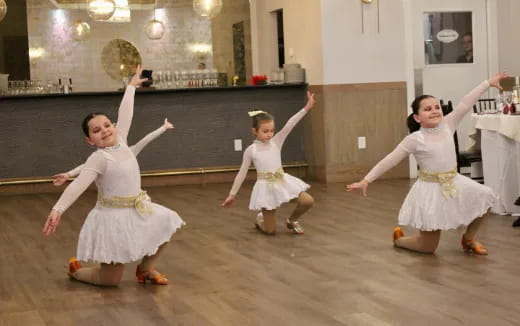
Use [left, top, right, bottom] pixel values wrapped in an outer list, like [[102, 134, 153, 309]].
[[52, 173, 69, 186], [488, 72, 509, 91], [221, 195, 235, 208], [346, 179, 369, 197], [43, 209, 62, 236], [304, 91, 316, 111], [129, 64, 148, 87], [163, 118, 174, 129]]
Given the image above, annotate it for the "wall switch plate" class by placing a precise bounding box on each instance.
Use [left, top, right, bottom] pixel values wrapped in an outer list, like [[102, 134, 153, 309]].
[[358, 136, 366, 149], [234, 139, 242, 151]]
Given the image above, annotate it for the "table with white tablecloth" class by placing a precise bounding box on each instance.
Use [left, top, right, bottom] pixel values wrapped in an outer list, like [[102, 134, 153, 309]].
[[472, 114, 520, 215]]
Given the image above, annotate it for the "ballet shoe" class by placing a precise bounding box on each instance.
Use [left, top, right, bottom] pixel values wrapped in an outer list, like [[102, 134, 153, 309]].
[[286, 219, 304, 235], [461, 235, 488, 255], [393, 226, 404, 242], [136, 266, 169, 285], [68, 257, 82, 276]]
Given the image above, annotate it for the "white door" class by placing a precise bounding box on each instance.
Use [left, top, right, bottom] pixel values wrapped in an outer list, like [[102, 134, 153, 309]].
[[410, 0, 490, 151]]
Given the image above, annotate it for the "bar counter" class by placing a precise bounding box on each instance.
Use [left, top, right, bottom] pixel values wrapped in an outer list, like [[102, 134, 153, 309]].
[[0, 84, 308, 187]]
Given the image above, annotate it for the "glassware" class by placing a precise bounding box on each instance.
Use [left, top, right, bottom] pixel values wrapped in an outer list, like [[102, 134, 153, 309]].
[[180, 70, 188, 88], [212, 70, 217, 87], [174, 70, 180, 88], [495, 91, 504, 114], [155, 71, 163, 89], [503, 91, 513, 114], [7, 80, 13, 95], [165, 70, 172, 88]]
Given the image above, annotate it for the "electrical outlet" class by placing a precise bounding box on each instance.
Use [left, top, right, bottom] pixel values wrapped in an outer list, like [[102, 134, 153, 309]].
[[358, 136, 366, 149], [234, 139, 242, 151]]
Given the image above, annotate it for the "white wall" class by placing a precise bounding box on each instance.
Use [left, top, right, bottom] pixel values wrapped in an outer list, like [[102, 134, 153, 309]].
[[250, 0, 324, 85], [320, 0, 408, 84], [496, 0, 520, 75]]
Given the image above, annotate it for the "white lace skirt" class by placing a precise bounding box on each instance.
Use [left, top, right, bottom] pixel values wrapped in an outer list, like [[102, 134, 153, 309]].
[[398, 174, 497, 231], [77, 202, 185, 264], [249, 173, 310, 211]]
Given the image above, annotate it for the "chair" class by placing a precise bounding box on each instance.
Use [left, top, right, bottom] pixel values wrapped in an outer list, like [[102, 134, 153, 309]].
[[473, 98, 496, 114], [441, 100, 483, 182]]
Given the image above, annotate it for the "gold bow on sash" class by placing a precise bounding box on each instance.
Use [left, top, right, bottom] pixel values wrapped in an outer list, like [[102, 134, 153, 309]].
[[257, 167, 285, 184], [418, 168, 458, 198], [97, 191, 153, 216]]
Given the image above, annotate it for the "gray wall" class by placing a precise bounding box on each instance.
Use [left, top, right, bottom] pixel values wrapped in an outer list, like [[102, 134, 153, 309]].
[[1, 85, 307, 179]]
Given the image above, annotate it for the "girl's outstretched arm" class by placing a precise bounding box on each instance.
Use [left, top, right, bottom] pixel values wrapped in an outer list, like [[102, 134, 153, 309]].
[[130, 118, 174, 156], [222, 146, 253, 207], [116, 65, 148, 142], [52, 164, 84, 186], [346, 135, 417, 196], [43, 152, 106, 235], [445, 72, 507, 131], [273, 91, 315, 147]]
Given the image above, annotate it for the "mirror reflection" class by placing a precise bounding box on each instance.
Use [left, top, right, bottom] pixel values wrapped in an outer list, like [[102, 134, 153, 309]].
[[0, 0, 252, 94]]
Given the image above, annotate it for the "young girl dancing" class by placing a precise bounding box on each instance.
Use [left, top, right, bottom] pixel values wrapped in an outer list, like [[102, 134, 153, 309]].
[[347, 72, 507, 254], [42, 66, 185, 286], [222, 91, 315, 235]]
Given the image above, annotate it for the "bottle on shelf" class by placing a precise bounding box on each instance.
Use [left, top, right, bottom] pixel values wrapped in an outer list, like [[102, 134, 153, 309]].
[[511, 76, 520, 114]]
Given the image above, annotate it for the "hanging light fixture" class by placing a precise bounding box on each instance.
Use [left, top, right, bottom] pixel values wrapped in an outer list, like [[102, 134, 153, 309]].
[[145, 19, 165, 40], [107, 0, 131, 23], [72, 21, 91, 41], [87, 0, 116, 21], [145, 6, 165, 40], [0, 0, 7, 23], [193, 0, 223, 19]]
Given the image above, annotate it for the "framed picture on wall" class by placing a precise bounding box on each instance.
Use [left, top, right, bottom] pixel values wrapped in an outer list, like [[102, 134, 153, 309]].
[[423, 11, 473, 65]]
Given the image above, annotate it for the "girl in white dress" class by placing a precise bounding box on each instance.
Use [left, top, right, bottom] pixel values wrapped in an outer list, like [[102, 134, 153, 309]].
[[347, 72, 507, 254], [222, 91, 316, 235], [43, 66, 185, 286]]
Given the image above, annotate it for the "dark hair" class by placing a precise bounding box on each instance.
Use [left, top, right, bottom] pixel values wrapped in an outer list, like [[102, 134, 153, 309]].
[[407, 95, 434, 133], [82, 112, 110, 137], [250, 111, 274, 129]]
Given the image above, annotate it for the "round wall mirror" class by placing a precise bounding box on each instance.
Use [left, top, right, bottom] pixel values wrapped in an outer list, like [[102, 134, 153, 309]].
[[101, 39, 142, 81]]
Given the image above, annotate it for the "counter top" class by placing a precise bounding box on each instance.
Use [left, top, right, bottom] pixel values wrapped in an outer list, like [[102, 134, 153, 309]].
[[0, 83, 305, 100]]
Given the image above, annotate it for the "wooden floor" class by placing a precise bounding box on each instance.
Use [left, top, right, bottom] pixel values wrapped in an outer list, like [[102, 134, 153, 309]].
[[1, 179, 519, 326]]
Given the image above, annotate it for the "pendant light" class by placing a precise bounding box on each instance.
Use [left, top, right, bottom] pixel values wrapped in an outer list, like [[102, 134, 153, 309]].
[[193, 0, 223, 19], [145, 5, 165, 40], [0, 0, 7, 23], [87, 0, 116, 21], [72, 21, 91, 41]]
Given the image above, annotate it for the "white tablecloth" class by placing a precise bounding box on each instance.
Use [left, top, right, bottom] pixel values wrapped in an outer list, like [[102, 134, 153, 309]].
[[472, 114, 520, 214]]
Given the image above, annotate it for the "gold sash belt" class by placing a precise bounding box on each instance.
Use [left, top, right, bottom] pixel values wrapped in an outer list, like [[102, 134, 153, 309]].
[[97, 191, 152, 216], [418, 168, 458, 198], [257, 167, 285, 184]]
